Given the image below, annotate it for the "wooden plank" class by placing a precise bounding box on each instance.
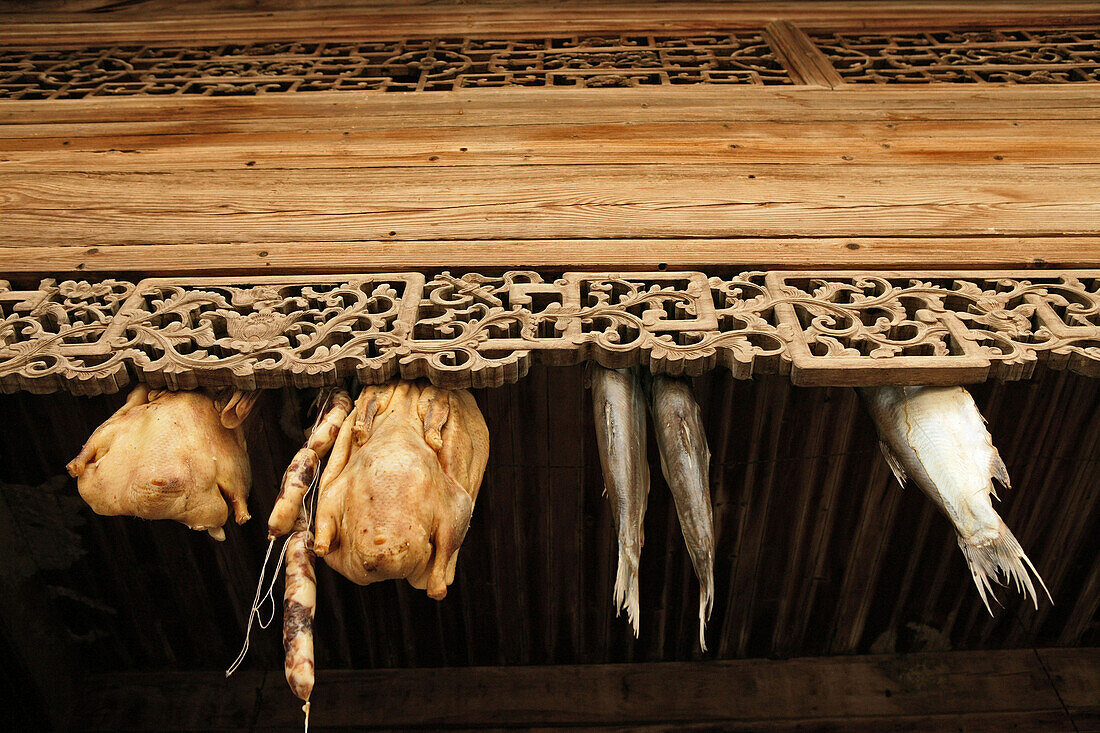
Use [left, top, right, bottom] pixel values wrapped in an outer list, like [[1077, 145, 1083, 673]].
[[1, 195, 1094, 245], [72, 648, 1078, 730], [75, 669, 265, 732], [3, 2, 1099, 45], [764, 20, 845, 87], [3, 86, 1099, 128], [1, 237, 1096, 274], [1039, 647, 1100, 730], [5, 164, 1096, 209], [4, 120, 1099, 170], [3, 165, 1099, 246]]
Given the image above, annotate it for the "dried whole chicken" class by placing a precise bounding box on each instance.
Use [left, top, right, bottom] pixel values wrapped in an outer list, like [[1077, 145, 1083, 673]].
[[647, 374, 715, 651], [314, 380, 490, 600], [67, 385, 259, 540], [861, 385, 1050, 613], [587, 364, 650, 636]]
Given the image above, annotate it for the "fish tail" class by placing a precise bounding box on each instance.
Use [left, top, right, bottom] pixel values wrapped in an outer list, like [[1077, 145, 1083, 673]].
[[959, 523, 1051, 614], [696, 560, 714, 652], [613, 545, 641, 637]]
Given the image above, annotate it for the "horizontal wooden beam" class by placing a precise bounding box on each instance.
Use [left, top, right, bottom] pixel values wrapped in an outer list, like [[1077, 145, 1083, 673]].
[[1, 238, 1096, 275], [71, 647, 1098, 730], [4, 2, 1100, 46], [3, 87, 1096, 268], [2, 269, 1098, 395], [4, 86, 1099, 128]]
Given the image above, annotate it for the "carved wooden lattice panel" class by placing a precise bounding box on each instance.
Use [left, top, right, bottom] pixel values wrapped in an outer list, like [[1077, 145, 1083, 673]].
[[0, 278, 134, 395], [811, 29, 1100, 84], [113, 275, 423, 390], [3, 27, 1100, 99], [1, 271, 1098, 394], [0, 34, 790, 99]]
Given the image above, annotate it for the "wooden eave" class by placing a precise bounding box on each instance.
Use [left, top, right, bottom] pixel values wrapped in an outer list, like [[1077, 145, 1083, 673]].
[[1, 2, 1099, 731]]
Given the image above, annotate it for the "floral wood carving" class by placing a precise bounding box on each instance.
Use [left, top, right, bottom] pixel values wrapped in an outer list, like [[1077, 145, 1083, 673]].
[[0, 271, 1098, 394]]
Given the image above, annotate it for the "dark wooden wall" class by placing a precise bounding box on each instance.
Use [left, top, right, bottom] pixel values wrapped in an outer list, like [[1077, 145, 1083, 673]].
[[1, 367, 1096, 686]]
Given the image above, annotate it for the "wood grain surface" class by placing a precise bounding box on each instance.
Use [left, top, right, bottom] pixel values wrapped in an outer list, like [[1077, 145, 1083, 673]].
[[70, 647, 1100, 730], [0, 3, 1097, 274]]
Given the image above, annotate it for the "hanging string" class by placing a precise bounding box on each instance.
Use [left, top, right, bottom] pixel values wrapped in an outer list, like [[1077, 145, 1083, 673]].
[[225, 533, 292, 677], [225, 388, 335, 678]]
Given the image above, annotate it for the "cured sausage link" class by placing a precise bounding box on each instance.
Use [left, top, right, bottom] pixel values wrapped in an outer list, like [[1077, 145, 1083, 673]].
[[283, 507, 317, 703], [268, 389, 352, 538]]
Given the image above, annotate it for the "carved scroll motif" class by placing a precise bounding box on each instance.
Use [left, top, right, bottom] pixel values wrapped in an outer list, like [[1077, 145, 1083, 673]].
[[0, 278, 134, 394], [0, 272, 1098, 394], [111, 275, 424, 391]]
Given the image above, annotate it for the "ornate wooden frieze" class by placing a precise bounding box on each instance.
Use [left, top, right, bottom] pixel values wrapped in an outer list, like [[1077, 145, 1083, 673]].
[[2, 271, 1098, 395], [0, 34, 790, 99], [2, 27, 1098, 99], [811, 28, 1100, 84]]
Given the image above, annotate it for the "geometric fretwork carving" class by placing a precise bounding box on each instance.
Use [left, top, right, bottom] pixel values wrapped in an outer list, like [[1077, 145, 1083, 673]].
[[811, 28, 1100, 84], [1, 271, 1098, 394], [3, 28, 1098, 100], [0, 34, 791, 99]]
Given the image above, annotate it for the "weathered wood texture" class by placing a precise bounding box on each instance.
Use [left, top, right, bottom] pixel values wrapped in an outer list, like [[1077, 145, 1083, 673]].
[[68, 647, 1099, 730], [1, 86, 1098, 272], [5, 1, 1100, 44], [1, 1, 1099, 275]]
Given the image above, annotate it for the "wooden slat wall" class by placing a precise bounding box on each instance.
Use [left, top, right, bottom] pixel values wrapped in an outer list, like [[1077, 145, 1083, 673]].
[[1, 367, 1096, 689], [1, 1, 1099, 275], [4, 1, 1100, 44]]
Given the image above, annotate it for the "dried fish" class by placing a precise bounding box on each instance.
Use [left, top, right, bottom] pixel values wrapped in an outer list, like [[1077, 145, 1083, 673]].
[[861, 385, 1051, 613], [588, 365, 650, 636], [647, 374, 715, 651]]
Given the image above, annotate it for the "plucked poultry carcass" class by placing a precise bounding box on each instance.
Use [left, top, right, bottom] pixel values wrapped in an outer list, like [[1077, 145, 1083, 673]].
[[861, 385, 1050, 612], [588, 364, 650, 636], [313, 380, 490, 600], [67, 385, 259, 540]]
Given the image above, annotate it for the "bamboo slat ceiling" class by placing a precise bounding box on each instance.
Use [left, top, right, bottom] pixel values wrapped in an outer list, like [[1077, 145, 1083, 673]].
[[2, 366, 1097, 678]]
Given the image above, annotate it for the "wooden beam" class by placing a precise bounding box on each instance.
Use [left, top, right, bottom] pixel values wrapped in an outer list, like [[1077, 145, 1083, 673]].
[[3, 2, 1099, 46], [764, 21, 845, 87], [2, 85, 1096, 271], [72, 647, 1098, 730], [1040, 648, 1100, 731], [2, 237, 1095, 275], [3, 86, 1099, 128]]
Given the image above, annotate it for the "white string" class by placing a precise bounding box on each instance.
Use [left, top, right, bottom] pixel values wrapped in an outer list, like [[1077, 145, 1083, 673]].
[[225, 534, 291, 676], [225, 388, 335, 678]]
